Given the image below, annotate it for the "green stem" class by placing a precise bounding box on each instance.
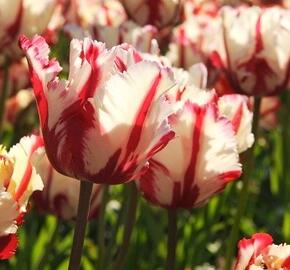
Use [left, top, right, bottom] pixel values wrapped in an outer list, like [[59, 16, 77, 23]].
[[224, 97, 261, 270], [36, 220, 60, 270], [98, 185, 109, 270], [0, 59, 10, 138], [111, 182, 139, 270], [166, 209, 178, 270], [68, 180, 93, 270], [282, 92, 290, 241]]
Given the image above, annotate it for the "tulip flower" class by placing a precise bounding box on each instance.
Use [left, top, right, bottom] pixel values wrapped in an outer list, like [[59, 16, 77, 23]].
[[0, 135, 43, 259], [65, 0, 127, 28], [33, 142, 103, 220], [212, 6, 290, 96], [234, 233, 290, 270], [121, 0, 180, 29], [167, 14, 222, 73], [0, 0, 56, 58], [65, 20, 158, 54], [138, 65, 242, 209], [20, 35, 176, 185]]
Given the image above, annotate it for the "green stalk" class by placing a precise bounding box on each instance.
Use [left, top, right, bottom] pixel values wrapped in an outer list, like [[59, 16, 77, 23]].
[[111, 182, 139, 270], [282, 92, 290, 241], [166, 209, 178, 270], [97, 185, 109, 270], [224, 97, 261, 270], [68, 180, 93, 270]]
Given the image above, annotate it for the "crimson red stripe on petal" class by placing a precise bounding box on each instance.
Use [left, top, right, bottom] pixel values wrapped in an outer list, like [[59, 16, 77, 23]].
[[0, 234, 18, 260], [125, 72, 162, 158], [219, 170, 242, 183], [114, 56, 127, 72], [45, 100, 96, 179], [251, 233, 273, 257], [97, 149, 122, 183], [182, 102, 205, 208], [78, 42, 100, 100], [146, 130, 175, 158], [139, 159, 166, 206], [14, 163, 32, 202], [255, 15, 263, 53], [14, 136, 44, 201], [231, 103, 243, 134], [282, 256, 290, 269]]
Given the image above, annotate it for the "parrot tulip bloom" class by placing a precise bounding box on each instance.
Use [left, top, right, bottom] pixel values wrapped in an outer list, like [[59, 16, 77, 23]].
[[65, 20, 158, 54], [212, 6, 290, 96], [0, 135, 43, 259], [121, 0, 180, 29], [0, 0, 56, 58], [138, 66, 242, 209], [167, 14, 223, 73], [234, 233, 290, 270], [66, 0, 127, 28], [33, 143, 103, 220], [20, 35, 175, 185]]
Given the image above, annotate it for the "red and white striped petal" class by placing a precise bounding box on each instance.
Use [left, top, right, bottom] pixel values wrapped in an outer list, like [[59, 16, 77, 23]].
[[218, 94, 254, 153], [7, 135, 44, 211], [139, 101, 241, 209]]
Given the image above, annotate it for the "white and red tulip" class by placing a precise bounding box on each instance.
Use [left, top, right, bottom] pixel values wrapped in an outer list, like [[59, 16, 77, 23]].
[[212, 6, 290, 96], [65, 0, 127, 28], [234, 233, 290, 270], [32, 140, 103, 220], [138, 65, 242, 209], [20, 35, 176, 185], [121, 0, 180, 29], [0, 0, 56, 58], [0, 135, 43, 259], [65, 20, 158, 54], [167, 14, 222, 72]]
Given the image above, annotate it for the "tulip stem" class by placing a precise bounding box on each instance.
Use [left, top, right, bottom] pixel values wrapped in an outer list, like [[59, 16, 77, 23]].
[[0, 58, 10, 138], [166, 209, 178, 270], [224, 97, 261, 270], [111, 182, 139, 270], [68, 180, 93, 270], [97, 185, 109, 270]]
